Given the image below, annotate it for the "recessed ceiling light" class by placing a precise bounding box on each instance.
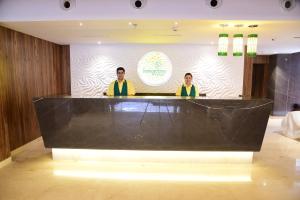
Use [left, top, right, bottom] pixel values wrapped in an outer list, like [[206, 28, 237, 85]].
[[79, 22, 83, 26], [219, 24, 228, 28], [248, 24, 258, 28], [234, 24, 243, 28], [263, 182, 267, 186], [128, 22, 138, 29], [172, 22, 179, 32], [97, 41, 102, 45]]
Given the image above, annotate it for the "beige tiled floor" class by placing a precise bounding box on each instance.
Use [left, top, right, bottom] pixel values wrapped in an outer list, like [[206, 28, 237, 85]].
[[0, 117, 300, 200]]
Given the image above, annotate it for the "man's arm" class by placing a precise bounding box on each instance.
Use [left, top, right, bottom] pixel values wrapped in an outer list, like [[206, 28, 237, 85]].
[[107, 82, 114, 96], [195, 85, 199, 97], [127, 81, 136, 96]]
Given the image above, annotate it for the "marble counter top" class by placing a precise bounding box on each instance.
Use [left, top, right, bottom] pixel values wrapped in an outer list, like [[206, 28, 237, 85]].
[[33, 97, 273, 151], [34, 95, 246, 100]]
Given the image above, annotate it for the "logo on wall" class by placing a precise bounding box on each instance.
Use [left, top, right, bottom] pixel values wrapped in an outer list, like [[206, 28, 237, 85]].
[[137, 51, 172, 86]]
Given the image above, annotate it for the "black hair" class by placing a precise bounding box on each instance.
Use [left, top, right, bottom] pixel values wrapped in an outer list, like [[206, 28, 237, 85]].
[[184, 73, 193, 77], [116, 67, 125, 73]]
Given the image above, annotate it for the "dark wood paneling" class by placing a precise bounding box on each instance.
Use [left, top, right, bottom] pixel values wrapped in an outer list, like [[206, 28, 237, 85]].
[[243, 50, 254, 97], [0, 29, 11, 160], [58, 45, 71, 94], [243, 46, 270, 97], [0, 25, 70, 157], [251, 64, 265, 98], [252, 55, 269, 64]]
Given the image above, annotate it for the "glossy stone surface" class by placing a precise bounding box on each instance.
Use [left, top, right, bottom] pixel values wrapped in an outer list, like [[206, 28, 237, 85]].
[[33, 97, 273, 151]]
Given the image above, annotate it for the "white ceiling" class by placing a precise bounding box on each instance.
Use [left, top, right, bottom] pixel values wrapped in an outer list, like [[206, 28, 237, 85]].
[[1, 0, 300, 21], [1, 20, 300, 54], [0, 0, 300, 54]]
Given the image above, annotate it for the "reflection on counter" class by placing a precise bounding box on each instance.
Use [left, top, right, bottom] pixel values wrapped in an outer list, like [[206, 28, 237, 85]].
[[112, 102, 179, 113]]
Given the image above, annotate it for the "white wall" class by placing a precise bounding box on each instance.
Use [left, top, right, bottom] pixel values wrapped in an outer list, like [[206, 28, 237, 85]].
[[71, 44, 244, 97]]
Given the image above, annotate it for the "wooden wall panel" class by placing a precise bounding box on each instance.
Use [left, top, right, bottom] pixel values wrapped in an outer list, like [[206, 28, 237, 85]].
[[0, 25, 70, 157], [243, 51, 254, 97], [0, 27, 11, 160], [243, 46, 270, 97], [58, 45, 71, 94]]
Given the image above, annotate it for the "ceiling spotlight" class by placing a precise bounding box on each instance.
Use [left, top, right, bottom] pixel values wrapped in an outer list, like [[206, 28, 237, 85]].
[[172, 22, 179, 32], [79, 22, 83, 26], [97, 41, 102, 45], [234, 24, 244, 28], [279, 0, 297, 11], [263, 182, 267, 186], [248, 24, 258, 28], [131, 0, 147, 9], [60, 0, 76, 11], [206, 0, 223, 9], [128, 22, 138, 29], [220, 24, 228, 28]]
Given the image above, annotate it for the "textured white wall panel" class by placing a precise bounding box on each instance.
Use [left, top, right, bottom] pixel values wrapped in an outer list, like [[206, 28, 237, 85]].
[[71, 44, 244, 97]]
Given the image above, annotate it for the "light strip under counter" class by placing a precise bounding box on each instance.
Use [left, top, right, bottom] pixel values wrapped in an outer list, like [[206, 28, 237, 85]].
[[52, 148, 253, 164]]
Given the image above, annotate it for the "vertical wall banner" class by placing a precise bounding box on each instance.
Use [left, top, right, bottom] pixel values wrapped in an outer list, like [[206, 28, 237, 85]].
[[71, 44, 244, 97]]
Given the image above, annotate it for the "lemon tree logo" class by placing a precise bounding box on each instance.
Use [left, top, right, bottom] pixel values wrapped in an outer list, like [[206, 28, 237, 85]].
[[137, 51, 172, 86]]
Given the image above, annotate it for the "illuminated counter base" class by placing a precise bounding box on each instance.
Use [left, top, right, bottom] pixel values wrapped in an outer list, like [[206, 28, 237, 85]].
[[52, 149, 253, 163], [34, 96, 272, 163]]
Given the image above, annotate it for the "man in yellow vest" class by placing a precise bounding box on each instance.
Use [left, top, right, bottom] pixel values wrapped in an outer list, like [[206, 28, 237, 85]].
[[176, 73, 199, 97], [107, 67, 136, 96]]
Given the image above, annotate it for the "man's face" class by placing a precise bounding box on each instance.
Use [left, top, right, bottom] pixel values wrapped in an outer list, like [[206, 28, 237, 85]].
[[117, 70, 125, 81], [184, 75, 192, 86]]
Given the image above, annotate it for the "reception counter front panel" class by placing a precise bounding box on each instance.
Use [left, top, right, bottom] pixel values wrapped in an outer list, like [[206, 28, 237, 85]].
[[33, 97, 272, 152]]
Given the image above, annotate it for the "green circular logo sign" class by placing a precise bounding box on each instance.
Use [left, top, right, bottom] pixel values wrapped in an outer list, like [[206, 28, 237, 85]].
[[137, 51, 172, 86]]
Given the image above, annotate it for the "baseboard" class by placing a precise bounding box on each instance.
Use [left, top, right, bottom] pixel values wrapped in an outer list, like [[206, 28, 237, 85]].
[[11, 137, 42, 156], [0, 157, 12, 169]]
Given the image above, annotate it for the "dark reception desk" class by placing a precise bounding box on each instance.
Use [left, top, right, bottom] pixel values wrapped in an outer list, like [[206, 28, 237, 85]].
[[33, 96, 273, 152]]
